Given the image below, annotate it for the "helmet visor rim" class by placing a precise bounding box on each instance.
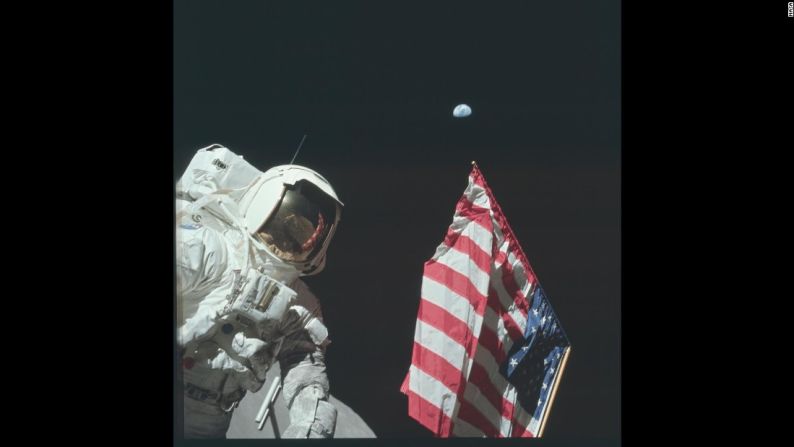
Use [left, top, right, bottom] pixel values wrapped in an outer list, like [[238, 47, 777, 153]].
[[254, 181, 338, 263]]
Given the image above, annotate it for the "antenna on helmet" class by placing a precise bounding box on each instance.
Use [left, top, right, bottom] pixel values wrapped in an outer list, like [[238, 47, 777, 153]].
[[290, 134, 308, 165]]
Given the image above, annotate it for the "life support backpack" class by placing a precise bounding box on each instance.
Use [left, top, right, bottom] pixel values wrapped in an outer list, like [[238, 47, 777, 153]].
[[177, 143, 263, 206], [175, 143, 263, 249]]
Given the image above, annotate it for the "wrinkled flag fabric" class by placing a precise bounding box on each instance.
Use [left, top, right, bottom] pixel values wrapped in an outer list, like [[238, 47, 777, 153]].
[[400, 163, 571, 437]]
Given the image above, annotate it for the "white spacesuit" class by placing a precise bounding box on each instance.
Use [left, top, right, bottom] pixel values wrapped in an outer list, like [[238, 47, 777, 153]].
[[176, 144, 342, 438]]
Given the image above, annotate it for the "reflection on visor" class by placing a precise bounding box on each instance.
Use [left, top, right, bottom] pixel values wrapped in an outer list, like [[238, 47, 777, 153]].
[[257, 213, 325, 262], [300, 212, 325, 252], [255, 181, 336, 263]]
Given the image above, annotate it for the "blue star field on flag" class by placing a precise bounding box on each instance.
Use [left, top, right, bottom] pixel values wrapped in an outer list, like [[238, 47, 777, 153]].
[[501, 285, 570, 422]]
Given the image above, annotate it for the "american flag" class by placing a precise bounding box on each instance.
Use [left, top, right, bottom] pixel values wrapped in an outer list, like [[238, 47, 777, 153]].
[[400, 163, 571, 437]]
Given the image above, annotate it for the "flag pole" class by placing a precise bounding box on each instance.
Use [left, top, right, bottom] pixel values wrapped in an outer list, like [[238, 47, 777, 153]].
[[537, 347, 571, 437]]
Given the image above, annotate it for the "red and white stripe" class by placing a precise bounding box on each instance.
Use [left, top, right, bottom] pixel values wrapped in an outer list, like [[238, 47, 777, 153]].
[[401, 164, 545, 437]]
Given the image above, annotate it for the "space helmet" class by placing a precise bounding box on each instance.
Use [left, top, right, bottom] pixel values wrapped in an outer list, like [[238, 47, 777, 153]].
[[238, 165, 342, 275]]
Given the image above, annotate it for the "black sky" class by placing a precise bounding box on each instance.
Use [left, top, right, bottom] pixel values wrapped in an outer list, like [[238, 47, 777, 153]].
[[174, 0, 620, 440]]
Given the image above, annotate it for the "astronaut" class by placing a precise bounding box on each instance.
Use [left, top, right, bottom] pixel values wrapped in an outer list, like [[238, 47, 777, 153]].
[[175, 144, 342, 438]]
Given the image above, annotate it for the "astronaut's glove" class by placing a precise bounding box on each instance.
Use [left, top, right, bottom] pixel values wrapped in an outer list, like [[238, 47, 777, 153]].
[[229, 332, 274, 382], [206, 350, 262, 392], [187, 332, 277, 394], [281, 384, 337, 438]]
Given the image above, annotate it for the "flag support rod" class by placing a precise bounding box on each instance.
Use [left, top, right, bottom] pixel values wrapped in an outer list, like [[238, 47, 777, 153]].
[[537, 346, 571, 437]]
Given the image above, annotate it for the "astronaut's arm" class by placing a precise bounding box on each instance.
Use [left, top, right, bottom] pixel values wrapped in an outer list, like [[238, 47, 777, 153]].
[[176, 225, 225, 295], [278, 344, 337, 438], [176, 225, 228, 347], [176, 231, 204, 296]]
